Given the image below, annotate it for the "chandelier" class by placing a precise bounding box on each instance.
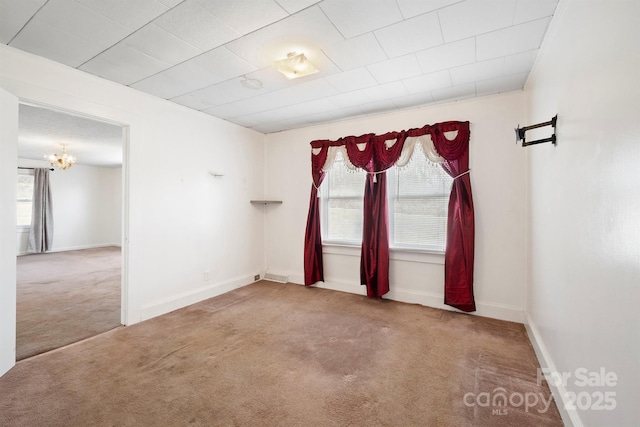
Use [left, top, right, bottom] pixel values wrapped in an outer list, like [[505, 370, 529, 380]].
[[47, 144, 77, 170]]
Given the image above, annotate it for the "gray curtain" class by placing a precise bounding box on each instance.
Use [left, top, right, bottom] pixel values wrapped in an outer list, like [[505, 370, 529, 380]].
[[27, 168, 53, 253]]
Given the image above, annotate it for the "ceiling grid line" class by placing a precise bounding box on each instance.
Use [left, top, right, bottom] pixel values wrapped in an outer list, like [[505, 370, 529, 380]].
[[6, 0, 51, 45]]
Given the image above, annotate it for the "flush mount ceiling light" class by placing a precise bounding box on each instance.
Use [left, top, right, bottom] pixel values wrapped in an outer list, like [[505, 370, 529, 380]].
[[46, 143, 77, 170], [274, 52, 318, 80]]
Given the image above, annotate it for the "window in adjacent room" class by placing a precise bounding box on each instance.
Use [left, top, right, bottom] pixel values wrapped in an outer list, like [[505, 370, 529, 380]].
[[17, 171, 34, 227]]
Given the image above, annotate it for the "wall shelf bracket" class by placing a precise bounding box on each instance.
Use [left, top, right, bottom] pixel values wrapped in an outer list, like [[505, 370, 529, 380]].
[[250, 200, 282, 205]]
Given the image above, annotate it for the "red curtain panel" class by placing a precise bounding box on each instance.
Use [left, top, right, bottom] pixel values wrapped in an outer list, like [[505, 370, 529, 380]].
[[431, 122, 475, 312], [303, 146, 328, 286]]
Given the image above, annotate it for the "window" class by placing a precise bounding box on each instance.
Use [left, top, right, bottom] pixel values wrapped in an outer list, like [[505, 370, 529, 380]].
[[387, 154, 453, 251], [321, 148, 452, 251], [321, 153, 365, 243], [17, 171, 34, 227]]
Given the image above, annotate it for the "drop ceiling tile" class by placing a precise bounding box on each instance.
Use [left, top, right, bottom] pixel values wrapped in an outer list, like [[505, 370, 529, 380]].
[[305, 106, 364, 124], [226, 115, 264, 128], [503, 49, 538, 75], [171, 91, 220, 111], [32, 0, 131, 48], [402, 69, 451, 93], [431, 82, 476, 102], [0, 0, 47, 43], [194, 0, 287, 35], [80, 43, 171, 85], [278, 98, 337, 117], [325, 68, 378, 93], [123, 23, 202, 65], [243, 67, 306, 92], [367, 54, 423, 84], [131, 61, 224, 99], [374, 12, 443, 58], [360, 99, 397, 115], [156, 0, 182, 7], [224, 6, 344, 69], [275, 0, 321, 14], [363, 81, 408, 102], [476, 18, 550, 61], [154, 0, 241, 51], [192, 47, 257, 80], [323, 33, 387, 71], [252, 121, 289, 133], [173, 77, 263, 111], [416, 38, 475, 74], [74, 0, 169, 30], [211, 78, 339, 118], [320, 0, 403, 39], [513, 0, 558, 24], [10, 19, 97, 67], [476, 72, 527, 96], [396, 0, 462, 19], [327, 90, 371, 108], [450, 57, 504, 85], [282, 115, 319, 127], [264, 78, 339, 107], [438, 0, 517, 42], [203, 97, 266, 119], [392, 91, 435, 109], [240, 98, 336, 124]]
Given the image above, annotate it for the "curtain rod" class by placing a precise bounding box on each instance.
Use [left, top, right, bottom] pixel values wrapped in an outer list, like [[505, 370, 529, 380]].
[[18, 167, 54, 171]]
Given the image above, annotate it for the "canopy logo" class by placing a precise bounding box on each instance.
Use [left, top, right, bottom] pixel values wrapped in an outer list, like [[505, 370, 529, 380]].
[[463, 388, 553, 415]]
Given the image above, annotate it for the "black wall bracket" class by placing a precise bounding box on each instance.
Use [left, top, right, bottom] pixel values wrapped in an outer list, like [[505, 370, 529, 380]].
[[515, 115, 557, 147]]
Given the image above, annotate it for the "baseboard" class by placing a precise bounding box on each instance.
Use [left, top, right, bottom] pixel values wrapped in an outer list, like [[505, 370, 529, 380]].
[[139, 274, 257, 322], [285, 273, 524, 323], [525, 312, 582, 427], [389, 287, 524, 323], [17, 243, 121, 256]]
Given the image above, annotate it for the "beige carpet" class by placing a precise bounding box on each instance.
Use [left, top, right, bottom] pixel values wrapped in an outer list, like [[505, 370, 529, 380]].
[[16, 246, 121, 360], [0, 281, 562, 426]]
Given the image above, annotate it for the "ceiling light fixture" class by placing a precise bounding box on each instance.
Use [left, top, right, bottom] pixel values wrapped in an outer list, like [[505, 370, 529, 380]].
[[46, 143, 77, 170], [274, 52, 318, 80]]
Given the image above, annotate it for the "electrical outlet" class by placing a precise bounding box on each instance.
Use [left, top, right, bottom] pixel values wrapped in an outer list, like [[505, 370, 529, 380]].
[[254, 274, 260, 281], [204, 270, 210, 281]]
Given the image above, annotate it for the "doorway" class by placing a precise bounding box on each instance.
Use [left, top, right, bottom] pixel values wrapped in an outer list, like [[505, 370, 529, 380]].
[[15, 102, 127, 360]]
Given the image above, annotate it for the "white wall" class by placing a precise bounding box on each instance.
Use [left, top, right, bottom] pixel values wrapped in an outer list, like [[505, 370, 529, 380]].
[[0, 45, 266, 325], [524, 0, 640, 425], [264, 91, 528, 322], [17, 158, 122, 254]]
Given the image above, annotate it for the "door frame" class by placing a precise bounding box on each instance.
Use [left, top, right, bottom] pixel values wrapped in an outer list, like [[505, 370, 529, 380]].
[[15, 99, 132, 326]]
